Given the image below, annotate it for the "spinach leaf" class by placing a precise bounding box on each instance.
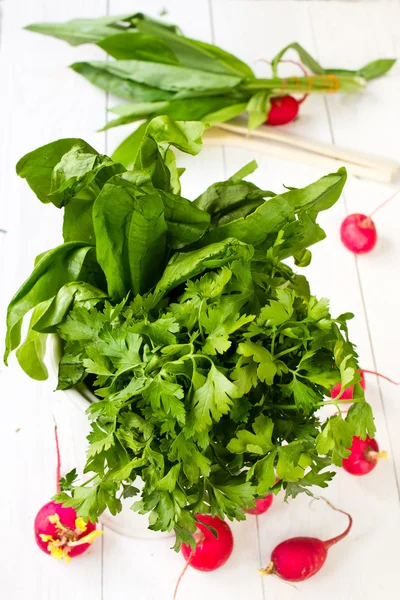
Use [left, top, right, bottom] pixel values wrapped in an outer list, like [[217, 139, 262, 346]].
[[4, 243, 95, 362], [271, 43, 325, 76], [134, 116, 204, 194], [93, 176, 167, 298], [198, 195, 293, 247], [281, 168, 347, 214], [33, 282, 107, 333], [274, 212, 326, 262], [194, 172, 275, 224], [25, 14, 137, 46], [81, 60, 242, 93], [136, 18, 252, 77], [15, 302, 51, 380], [128, 196, 167, 296], [201, 102, 248, 127], [102, 101, 169, 131], [104, 96, 241, 131], [154, 238, 253, 299], [157, 190, 210, 248], [111, 122, 148, 169], [71, 62, 174, 102], [329, 59, 397, 81], [358, 58, 397, 80], [189, 38, 254, 79], [16, 138, 86, 202], [247, 91, 271, 131], [17, 139, 125, 243], [271, 42, 396, 81], [196, 168, 346, 250], [98, 32, 180, 64]]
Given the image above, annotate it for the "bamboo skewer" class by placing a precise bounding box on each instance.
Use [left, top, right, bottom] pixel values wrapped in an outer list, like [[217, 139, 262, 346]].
[[208, 118, 400, 183], [203, 128, 398, 184]]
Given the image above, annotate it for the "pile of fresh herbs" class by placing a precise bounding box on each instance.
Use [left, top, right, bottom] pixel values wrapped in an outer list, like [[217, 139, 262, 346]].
[[5, 116, 373, 549], [26, 12, 395, 165]]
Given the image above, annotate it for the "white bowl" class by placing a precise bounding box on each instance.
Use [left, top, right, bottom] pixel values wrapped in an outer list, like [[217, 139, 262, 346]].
[[47, 335, 173, 540]]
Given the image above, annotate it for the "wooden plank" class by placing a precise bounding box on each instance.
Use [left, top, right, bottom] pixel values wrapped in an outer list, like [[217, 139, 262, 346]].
[[0, 1, 107, 598], [311, 0, 400, 487]]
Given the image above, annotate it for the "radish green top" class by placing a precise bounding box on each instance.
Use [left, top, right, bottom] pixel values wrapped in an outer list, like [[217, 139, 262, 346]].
[[5, 117, 374, 549], [25, 12, 396, 164]]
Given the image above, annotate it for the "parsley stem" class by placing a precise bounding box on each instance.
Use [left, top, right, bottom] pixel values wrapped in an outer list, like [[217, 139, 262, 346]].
[[80, 474, 99, 487], [192, 353, 214, 366], [274, 344, 303, 359], [264, 398, 366, 410], [271, 329, 276, 357], [198, 299, 205, 341]]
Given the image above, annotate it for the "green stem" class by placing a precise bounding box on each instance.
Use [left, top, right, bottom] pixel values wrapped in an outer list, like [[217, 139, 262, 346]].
[[198, 299, 205, 341], [192, 353, 214, 366], [80, 474, 99, 487], [274, 344, 303, 359], [270, 329, 276, 357], [264, 398, 366, 410], [240, 74, 364, 94]]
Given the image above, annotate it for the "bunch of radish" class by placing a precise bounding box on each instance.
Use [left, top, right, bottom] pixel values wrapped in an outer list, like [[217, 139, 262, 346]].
[[34, 426, 102, 563]]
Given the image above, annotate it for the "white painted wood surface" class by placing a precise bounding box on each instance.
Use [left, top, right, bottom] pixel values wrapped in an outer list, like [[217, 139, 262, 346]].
[[1, 1, 399, 598]]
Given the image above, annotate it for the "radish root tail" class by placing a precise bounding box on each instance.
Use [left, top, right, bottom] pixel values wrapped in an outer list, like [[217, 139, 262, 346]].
[[318, 497, 353, 549], [173, 549, 194, 600], [362, 369, 400, 386], [54, 424, 61, 494]]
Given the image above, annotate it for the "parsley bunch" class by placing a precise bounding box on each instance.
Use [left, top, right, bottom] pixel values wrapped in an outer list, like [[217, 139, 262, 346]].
[[5, 117, 374, 548]]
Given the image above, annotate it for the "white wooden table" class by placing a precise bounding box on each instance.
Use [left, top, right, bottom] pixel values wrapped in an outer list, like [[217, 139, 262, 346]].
[[1, 1, 400, 598]]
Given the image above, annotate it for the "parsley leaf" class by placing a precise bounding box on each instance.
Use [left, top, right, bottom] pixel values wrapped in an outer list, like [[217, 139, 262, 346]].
[[237, 340, 277, 385], [346, 402, 376, 439], [316, 415, 353, 466], [189, 364, 238, 432], [285, 375, 321, 414], [227, 415, 274, 454]]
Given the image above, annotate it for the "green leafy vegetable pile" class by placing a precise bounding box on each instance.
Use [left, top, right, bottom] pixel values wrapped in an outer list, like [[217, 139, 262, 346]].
[[5, 116, 374, 548], [26, 12, 396, 165]]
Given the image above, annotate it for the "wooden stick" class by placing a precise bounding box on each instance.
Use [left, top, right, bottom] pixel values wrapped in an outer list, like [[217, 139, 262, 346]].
[[216, 119, 400, 175], [203, 129, 397, 184]]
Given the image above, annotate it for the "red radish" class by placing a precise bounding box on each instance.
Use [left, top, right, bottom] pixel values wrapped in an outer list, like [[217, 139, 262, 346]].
[[342, 435, 387, 476], [34, 425, 102, 562], [331, 368, 399, 400], [266, 96, 300, 126], [34, 501, 101, 562], [340, 189, 399, 254], [244, 494, 273, 515], [331, 369, 365, 400], [174, 515, 234, 599], [265, 59, 308, 126], [181, 514, 233, 571], [260, 498, 352, 582], [340, 213, 377, 254]]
